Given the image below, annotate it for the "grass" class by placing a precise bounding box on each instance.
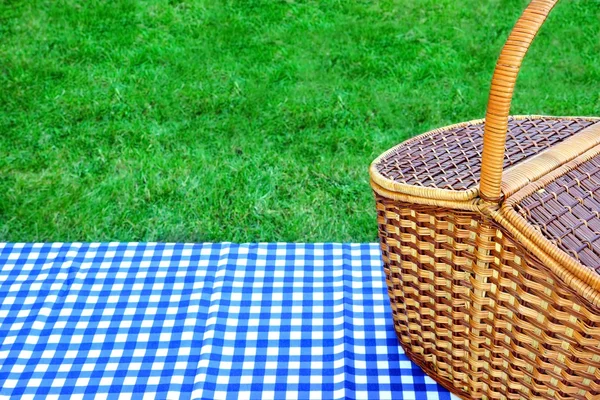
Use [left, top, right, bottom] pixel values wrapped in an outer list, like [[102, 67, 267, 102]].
[[0, 0, 599, 242]]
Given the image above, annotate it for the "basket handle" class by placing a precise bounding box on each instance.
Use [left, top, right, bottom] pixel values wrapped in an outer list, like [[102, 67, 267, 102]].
[[479, 0, 559, 203]]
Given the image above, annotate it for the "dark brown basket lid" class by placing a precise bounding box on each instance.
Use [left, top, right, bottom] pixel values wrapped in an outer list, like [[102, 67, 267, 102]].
[[514, 153, 600, 273], [375, 117, 597, 191]]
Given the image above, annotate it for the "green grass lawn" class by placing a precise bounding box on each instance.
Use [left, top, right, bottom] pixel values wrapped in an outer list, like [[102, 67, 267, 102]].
[[1, 0, 599, 242]]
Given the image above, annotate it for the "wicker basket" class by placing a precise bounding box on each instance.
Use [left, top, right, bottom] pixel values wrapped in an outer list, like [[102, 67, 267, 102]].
[[370, 1, 600, 399]]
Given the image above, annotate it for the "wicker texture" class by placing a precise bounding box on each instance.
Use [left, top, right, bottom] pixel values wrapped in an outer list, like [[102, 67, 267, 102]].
[[375, 117, 596, 190], [515, 153, 600, 272], [376, 196, 600, 400], [370, 0, 600, 398], [479, 0, 559, 202]]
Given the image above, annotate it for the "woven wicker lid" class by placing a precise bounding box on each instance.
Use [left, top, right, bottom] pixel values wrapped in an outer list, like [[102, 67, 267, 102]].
[[374, 117, 597, 192], [513, 153, 600, 273]]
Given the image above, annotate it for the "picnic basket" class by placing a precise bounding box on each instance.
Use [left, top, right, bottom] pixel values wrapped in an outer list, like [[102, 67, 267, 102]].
[[370, 1, 600, 399]]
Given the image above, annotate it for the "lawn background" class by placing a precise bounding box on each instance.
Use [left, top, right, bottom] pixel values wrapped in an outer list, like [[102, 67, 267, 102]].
[[1, 0, 599, 242]]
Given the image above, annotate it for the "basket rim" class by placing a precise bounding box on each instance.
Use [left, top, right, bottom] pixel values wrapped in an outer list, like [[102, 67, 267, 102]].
[[370, 115, 600, 202], [497, 143, 600, 302], [372, 115, 600, 307]]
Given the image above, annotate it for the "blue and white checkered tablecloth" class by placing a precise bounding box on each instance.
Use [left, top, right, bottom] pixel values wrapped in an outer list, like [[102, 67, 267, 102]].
[[0, 243, 456, 400]]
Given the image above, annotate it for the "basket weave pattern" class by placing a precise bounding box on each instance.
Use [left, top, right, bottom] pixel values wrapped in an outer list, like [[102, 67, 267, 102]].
[[370, 1, 600, 398], [516, 156, 600, 271], [376, 195, 600, 399], [376, 118, 595, 191]]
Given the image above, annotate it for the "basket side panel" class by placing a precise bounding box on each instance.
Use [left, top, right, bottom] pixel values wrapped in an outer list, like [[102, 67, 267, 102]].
[[375, 193, 600, 400]]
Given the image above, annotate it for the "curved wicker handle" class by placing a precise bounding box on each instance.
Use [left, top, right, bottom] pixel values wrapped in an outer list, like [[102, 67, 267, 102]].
[[479, 0, 559, 203]]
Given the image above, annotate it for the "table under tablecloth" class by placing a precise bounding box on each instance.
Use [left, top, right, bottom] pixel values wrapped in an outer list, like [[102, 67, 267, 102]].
[[0, 242, 456, 399]]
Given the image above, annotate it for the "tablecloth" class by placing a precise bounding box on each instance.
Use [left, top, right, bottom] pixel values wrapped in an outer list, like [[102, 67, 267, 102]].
[[0, 242, 456, 399]]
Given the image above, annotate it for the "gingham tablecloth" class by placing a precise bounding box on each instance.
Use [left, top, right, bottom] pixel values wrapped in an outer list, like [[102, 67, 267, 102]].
[[0, 243, 456, 400]]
